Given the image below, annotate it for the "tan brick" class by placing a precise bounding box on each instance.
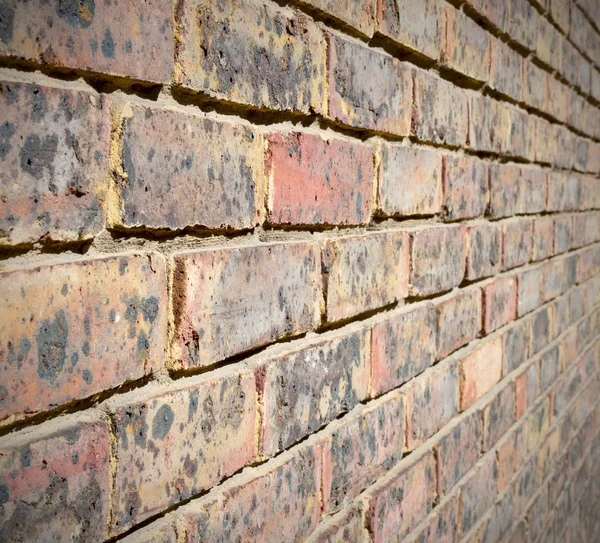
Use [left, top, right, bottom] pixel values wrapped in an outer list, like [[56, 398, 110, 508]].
[[514, 361, 539, 417], [496, 422, 527, 491], [537, 16, 562, 71], [464, 0, 507, 31], [0, 253, 166, 424], [442, 155, 487, 220], [120, 519, 177, 543], [300, 0, 376, 37], [171, 242, 321, 369], [526, 396, 551, 451], [549, 0, 570, 33], [507, 0, 538, 51], [466, 223, 502, 281], [175, 0, 326, 114], [546, 75, 569, 124], [459, 338, 503, 409]]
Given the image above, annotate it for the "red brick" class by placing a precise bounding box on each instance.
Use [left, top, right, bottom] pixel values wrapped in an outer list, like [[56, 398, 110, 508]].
[[506, 105, 535, 160], [442, 6, 490, 82], [466, 223, 502, 281], [501, 217, 533, 270], [496, 422, 527, 491], [266, 131, 373, 226], [258, 326, 370, 456], [534, 117, 557, 164], [404, 496, 459, 543], [532, 217, 555, 262], [571, 212, 599, 248], [468, 95, 511, 154], [530, 306, 553, 355], [458, 455, 498, 536], [442, 155, 487, 220], [181, 443, 322, 543], [0, 414, 110, 541], [300, 0, 375, 37], [553, 125, 576, 170], [517, 266, 542, 317], [507, 0, 538, 51], [522, 60, 548, 112], [171, 242, 321, 369], [526, 396, 551, 451], [328, 32, 411, 134], [322, 392, 405, 512], [371, 302, 436, 395], [537, 16, 562, 71], [489, 37, 522, 102], [405, 357, 459, 450], [482, 275, 517, 334], [546, 76, 569, 124], [363, 449, 437, 542], [482, 381, 516, 451], [0, 0, 172, 82], [413, 69, 468, 147], [375, 0, 443, 59], [541, 259, 564, 303], [115, 103, 263, 231], [460, 338, 503, 409], [488, 163, 520, 218], [521, 166, 547, 214], [434, 411, 482, 495], [501, 320, 529, 374], [464, 0, 507, 31], [322, 231, 408, 322], [0, 253, 166, 425], [110, 367, 256, 533], [409, 225, 467, 296], [175, 0, 326, 114], [435, 287, 482, 359], [0, 81, 109, 246], [305, 505, 369, 543], [547, 172, 579, 212], [514, 361, 540, 418], [554, 216, 572, 255], [378, 143, 442, 217]]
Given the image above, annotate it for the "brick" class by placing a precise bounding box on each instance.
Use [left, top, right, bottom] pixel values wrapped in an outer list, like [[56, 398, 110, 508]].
[[258, 327, 370, 456], [305, 505, 369, 543], [442, 155, 487, 220], [526, 396, 551, 451], [378, 143, 442, 217], [489, 38, 522, 102], [363, 449, 437, 542], [530, 306, 553, 355], [549, 0, 570, 33], [521, 166, 547, 214], [322, 393, 405, 512], [0, 253, 166, 424], [375, 0, 443, 59], [534, 117, 557, 164], [0, 81, 109, 246], [460, 338, 503, 409], [577, 56, 592, 96], [471, 490, 513, 543], [547, 172, 580, 212], [175, 0, 326, 114], [434, 411, 481, 495], [181, 443, 322, 543], [517, 266, 542, 317], [488, 163, 520, 218], [496, 423, 527, 491], [409, 225, 466, 296], [562, 39, 580, 87], [266, 131, 373, 226], [468, 95, 511, 154], [554, 216, 572, 255], [501, 320, 529, 374], [553, 295, 570, 338], [526, 488, 549, 543], [0, 0, 172, 82], [522, 60, 547, 112], [466, 223, 501, 281], [482, 381, 516, 451], [501, 217, 533, 270], [405, 357, 459, 450], [171, 242, 321, 369], [570, 5, 598, 61], [120, 520, 177, 543], [328, 32, 411, 135], [571, 212, 599, 248], [322, 231, 408, 322], [371, 302, 436, 395], [465, 0, 507, 31], [563, 254, 578, 290], [435, 288, 482, 359], [553, 125, 576, 170], [546, 76, 569, 124], [300, 0, 376, 37], [506, 105, 534, 161], [442, 6, 490, 82], [458, 455, 498, 536], [0, 414, 110, 541], [532, 217, 554, 262], [568, 92, 586, 133], [537, 16, 562, 71], [580, 176, 600, 208], [592, 69, 600, 102], [115, 103, 263, 230], [514, 360, 539, 418], [537, 427, 560, 485], [507, 0, 538, 51], [482, 275, 517, 334], [413, 69, 468, 147]]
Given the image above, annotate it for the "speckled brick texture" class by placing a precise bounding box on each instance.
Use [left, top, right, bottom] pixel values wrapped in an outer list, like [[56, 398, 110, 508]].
[[1, 0, 599, 541]]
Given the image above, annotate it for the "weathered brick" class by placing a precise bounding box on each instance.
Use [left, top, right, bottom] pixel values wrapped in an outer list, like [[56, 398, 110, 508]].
[[0, 81, 109, 246], [405, 357, 458, 450], [534, 117, 557, 164], [501, 320, 529, 374], [537, 427, 560, 486], [0, 414, 110, 541], [322, 231, 408, 322], [530, 306, 553, 355], [328, 32, 411, 134], [442, 155, 487, 220], [413, 69, 468, 147], [526, 396, 551, 451], [532, 217, 555, 262], [496, 423, 527, 491], [521, 166, 547, 214], [300, 0, 376, 37], [514, 361, 539, 418], [371, 302, 436, 395], [434, 410, 481, 495], [266, 130, 373, 226], [553, 295, 570, 339], [322, 392, 405, 512], [0, 0, 172, 82], [507, 0, 538, 51], [561, 38, 580, 88], [592, 69, 600, 103], [513, 455, 539, 514], [488, 163, 520, 219], [377, 143, 442, 217], [549, 0, 570, 33], [305, 505, 369, 543], [110, 367, 256, 533], [0, 253, 166, 424], [458, 455, 498, 536], [506, 105, 535, 161], [570, 5, 598, 63], [181, 443, 322, 543], [409, 225, 466, 296], [553, 125, 576, 170], [522, 59, 548, 112], [579, 57, 592, 96], [465, 0, 507, 31], [579, 175, 600, 208], [376, 0, 443, 59], [460, 338, 503, 409], [435, 287, 482, 359], [258, 327, 370, 456], [363, 449, 437, 542], [482, 275, 517, 334], [568, 92, 587, 134], [546, 75, 569, 124], [517, 266, 542, 317], [171, 242, 321, 369], [116, 103, 263, 230], [501, 217, 533, 270], [525, 488, 549, 543], [537, 16, 562, 71], [554, 216, 572, 255], [541, 259, 564, 303], [547, 172, 579, 212], [442, 6, 490, 82], [482, 381, 515, 451], [468, 95, 511, 154], [175, 0, 326, 114], [571, 211, 599, 248], [120, 519, 177, 543], [489, 37, 522, 102], [466, 223, 502, 281]]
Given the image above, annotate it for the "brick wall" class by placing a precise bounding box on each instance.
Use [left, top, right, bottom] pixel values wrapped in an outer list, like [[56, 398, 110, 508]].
[[0, 0, 599, 541]]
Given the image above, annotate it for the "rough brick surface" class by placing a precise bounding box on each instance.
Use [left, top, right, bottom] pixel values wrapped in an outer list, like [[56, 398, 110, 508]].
[[482, 275, 518, 333], [460, 338, 503, 409], [466, 223, 502, 280], [442, 155, 487, 220]]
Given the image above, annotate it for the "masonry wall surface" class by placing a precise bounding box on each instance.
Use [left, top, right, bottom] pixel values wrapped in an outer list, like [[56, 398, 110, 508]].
[[0, 0, 600, 542]]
